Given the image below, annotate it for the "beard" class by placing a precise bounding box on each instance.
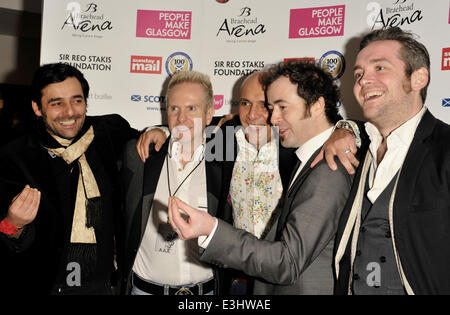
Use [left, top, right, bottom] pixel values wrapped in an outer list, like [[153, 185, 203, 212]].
[[40, 110, 85, 140]]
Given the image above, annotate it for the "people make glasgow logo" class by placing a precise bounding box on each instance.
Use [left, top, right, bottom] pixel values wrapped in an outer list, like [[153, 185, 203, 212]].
[[289, 5, 345, 38], [136, 10, 192, 40], [61, 2, 112, 33], [366, 0, 423, 30], [216, 7, 266, 39]]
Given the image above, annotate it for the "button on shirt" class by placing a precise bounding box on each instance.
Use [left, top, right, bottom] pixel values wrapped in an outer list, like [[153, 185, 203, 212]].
[[365, 107, 426, 203], [230, 128, 283, 239], [132, 141, 213, 286]]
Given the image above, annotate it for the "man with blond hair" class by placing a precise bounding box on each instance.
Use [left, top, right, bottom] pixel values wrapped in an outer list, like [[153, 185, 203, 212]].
[[121, 70, 230, 295]]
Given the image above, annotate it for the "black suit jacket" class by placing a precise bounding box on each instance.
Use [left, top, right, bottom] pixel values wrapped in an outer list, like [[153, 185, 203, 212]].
[[334, 110, 450, 294], [121, 137, 230, 294], [0, 115, 138, 294]]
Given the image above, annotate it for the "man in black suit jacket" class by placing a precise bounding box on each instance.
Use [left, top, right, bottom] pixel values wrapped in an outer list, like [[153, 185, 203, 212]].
[[0, 63, 139, 294], [121, 70, 231, 295], [324, 27, 450, 294]]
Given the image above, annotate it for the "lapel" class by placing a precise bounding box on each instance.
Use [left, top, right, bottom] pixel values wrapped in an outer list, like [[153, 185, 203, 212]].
[[140, 139, 170, 238], [392, 110, 436, 225], [279, 146, 298, 191], [287, 148, 321, 198], [205, 134, 224, 217], [206, 159, 222, 217], [275, 148, 322, 238], [23, 135, 65, 230]]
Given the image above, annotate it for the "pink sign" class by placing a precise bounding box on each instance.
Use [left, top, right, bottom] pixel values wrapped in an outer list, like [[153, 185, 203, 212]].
[[289, 5, 345, 39], [136, 10, 192, 39], [214, 95, 224, 110]]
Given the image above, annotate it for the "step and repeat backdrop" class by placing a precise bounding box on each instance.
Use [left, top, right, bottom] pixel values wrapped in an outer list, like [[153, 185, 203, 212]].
[[40, 0, 450, 129]]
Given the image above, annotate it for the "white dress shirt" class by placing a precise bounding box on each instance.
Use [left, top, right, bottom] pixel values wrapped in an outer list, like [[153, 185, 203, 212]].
[[132, 140, 214, 285], [365, 106, 426, 203], [289, 127, 334, 189]]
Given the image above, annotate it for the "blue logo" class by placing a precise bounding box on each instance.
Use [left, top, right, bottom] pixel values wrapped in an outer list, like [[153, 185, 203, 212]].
[[130, 95, 166, 103], [165, 52, 193, 76], [442, 98, 450, 107], [319, 50, 345, 80], [131, 95, 141, 102]]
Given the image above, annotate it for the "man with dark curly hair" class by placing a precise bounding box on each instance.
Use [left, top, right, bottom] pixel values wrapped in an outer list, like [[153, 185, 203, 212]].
[[166, 61, 354, 294]]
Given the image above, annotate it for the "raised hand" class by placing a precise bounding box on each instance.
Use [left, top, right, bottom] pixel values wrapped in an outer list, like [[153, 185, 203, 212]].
[[7, 185, 41, 229], [167, 197, 215, 240], [136, 128, 168, 162]]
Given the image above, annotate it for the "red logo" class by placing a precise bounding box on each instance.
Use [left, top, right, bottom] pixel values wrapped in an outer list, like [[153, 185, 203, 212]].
[[442, 48, 450, 70], [130, 56, 162, 74], [284, 57, 315, 64]]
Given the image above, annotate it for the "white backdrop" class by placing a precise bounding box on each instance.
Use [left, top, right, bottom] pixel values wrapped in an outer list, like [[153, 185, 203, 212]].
[[40, 0, 450, 130]]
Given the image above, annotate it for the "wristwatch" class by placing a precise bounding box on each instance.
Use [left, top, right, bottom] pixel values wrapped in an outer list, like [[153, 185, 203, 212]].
[[334, 120, 361, 148]]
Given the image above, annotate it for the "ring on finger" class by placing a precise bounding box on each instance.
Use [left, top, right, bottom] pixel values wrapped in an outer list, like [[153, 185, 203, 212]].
[[344, 149, 352, 154]]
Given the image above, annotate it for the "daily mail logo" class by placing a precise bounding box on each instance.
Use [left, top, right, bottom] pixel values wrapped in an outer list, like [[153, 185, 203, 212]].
[[130, 56, 162, 74], [442, 48, 450, 70]]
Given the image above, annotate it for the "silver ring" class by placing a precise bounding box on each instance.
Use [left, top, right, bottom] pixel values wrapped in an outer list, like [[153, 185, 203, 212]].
[[344, 149, 352, 154]]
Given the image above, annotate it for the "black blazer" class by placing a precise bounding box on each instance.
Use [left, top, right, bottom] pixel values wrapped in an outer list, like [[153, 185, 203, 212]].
[[121, 137, 230, 294], [334, 110, 450, 294], [0, 115, 138, 294]]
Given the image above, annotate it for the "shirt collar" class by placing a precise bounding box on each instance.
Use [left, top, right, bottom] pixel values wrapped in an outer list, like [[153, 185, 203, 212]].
[[295, 127, 334, 164], [168, 139, 206, 163], [365, 106, 427, 148], [235, 127, 277, 152]]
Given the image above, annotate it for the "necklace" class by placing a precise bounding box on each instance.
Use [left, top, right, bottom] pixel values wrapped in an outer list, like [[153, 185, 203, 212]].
[[166, 154, 204, 197]]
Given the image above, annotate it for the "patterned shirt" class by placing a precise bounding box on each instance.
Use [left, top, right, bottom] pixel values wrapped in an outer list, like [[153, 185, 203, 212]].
[[230, 128, 283, 239]]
